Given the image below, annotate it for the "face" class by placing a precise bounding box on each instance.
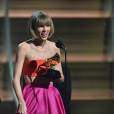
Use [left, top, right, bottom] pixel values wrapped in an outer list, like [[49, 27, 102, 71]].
[[36, 25, 51, 40]]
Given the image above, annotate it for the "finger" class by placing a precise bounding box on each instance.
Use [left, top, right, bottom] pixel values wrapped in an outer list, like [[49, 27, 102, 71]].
[[17, 112, 21, 114], [18, 112, 23, 114]]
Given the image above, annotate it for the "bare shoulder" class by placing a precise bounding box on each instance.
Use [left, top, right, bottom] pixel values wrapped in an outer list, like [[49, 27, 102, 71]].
[[48, 40, 60, 55], [18, 41, 30, 54]]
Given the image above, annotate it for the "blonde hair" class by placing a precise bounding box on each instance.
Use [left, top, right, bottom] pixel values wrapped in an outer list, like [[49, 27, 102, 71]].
[[28, 11, 54, 38]]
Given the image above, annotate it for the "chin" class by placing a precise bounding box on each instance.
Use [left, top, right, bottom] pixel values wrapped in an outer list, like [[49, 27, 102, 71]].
[[41, 38, 47, 41], [41, 37, 48, 40]]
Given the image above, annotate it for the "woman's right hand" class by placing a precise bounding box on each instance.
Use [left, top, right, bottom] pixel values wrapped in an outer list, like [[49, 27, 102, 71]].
[[18, 101, 27, 114]]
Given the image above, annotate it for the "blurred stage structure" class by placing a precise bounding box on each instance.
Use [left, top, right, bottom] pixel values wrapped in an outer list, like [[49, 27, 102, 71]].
[[0, 0, 114, 114]]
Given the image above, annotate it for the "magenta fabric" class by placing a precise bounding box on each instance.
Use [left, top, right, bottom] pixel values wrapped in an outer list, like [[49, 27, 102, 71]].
[[17, 58, 66, 114], [17, 82, 66, 114]]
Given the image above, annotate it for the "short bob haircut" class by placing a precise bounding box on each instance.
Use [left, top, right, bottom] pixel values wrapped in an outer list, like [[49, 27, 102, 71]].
[[28, 11, 54, 38]]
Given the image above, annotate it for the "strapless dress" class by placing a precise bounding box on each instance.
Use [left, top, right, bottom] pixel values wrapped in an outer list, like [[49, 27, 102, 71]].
[[16, 53, 66, 114]]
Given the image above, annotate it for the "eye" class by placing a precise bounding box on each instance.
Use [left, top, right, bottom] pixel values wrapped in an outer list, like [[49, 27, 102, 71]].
[[46, 23, 50, 27], [39, 25, 44, 27]]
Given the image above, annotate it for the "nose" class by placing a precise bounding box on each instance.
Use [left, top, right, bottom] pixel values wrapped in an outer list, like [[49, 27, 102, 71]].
[[43, 26, 47, 31]]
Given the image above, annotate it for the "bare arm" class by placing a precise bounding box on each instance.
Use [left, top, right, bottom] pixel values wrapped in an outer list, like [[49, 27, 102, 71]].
[[54, 47, 64, 82], [12, 42, 29, 113]]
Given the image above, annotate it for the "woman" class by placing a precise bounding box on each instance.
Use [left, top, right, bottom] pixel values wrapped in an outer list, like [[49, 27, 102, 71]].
[[12, 11, 66, 114]]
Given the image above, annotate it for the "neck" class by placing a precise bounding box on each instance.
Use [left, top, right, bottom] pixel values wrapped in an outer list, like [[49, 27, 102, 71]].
[[34, 38, 47, 48], [40, 40, 47, 48]]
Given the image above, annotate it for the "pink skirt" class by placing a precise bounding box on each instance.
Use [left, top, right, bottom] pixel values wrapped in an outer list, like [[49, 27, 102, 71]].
[[17, 82, 66, 114]]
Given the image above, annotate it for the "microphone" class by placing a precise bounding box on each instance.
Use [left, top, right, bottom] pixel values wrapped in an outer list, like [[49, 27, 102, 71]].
[[55, 38, 66, 50]]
